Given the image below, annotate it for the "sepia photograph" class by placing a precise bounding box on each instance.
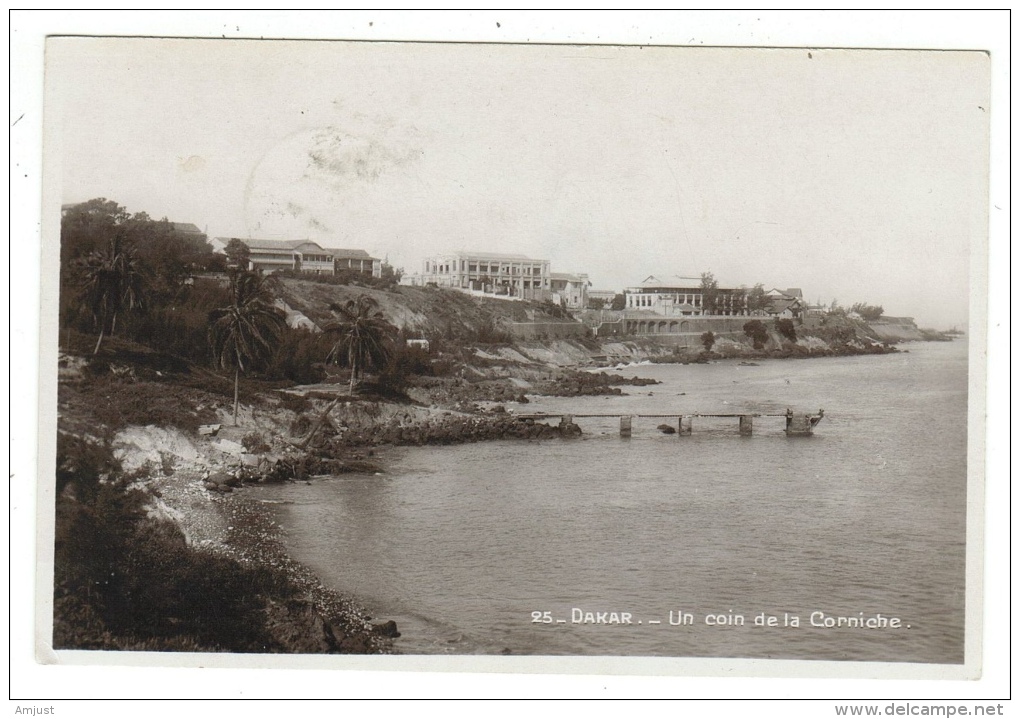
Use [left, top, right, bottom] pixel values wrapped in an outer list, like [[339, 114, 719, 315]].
[[15, 10, 1008, 705]]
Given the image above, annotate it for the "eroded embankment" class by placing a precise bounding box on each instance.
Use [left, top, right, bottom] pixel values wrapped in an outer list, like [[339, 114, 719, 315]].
[[53, 400, 400, 653]]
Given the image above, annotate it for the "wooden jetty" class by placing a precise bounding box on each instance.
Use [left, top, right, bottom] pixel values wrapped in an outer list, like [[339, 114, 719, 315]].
[[515, 409, 824, 437]]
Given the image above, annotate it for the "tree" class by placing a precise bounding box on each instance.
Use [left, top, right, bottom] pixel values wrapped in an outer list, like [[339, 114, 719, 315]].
[[746, 283, 768, 314], [729, 286, 747, 315], [743, 319, 769, 350], [849, 303, 885, 321], [324, 296, 396, 396], [62, 199, 132, 330], [380, 261, 403, 285], [224, 239, 251, 270], [588, 297, 606, 310], [61, 199, 132, 267], [775, 318, 797, 342], [700, 331, 716, 351], [208, 271, 286, 425], [700, 272, 719, 315], [123, 218, 214, 304], [299, 296, 396, 448], [76, 235, 146, 354], [611, 293, 627, 311]]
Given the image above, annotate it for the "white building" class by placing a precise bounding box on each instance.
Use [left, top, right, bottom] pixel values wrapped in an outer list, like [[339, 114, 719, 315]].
[[407, 251, 552, 300], [625, 275, 747, 316], [549, 272, 590, 309]]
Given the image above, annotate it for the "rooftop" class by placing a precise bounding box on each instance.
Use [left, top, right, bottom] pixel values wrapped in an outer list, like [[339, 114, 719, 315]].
[[172, 222, 204, 235], [632, 275, 704, 289], [431, 251, 540, 261], [214, 238, 320, 251], [767, 297, 803, 314], [326, 248, 378, 261]]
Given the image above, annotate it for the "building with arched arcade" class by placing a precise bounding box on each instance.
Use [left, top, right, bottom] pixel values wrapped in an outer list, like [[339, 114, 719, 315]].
[[625, 275, 748, 316]]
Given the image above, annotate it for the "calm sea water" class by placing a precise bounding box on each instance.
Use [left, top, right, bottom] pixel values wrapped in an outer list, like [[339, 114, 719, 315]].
[[254, 341, 969, 662]]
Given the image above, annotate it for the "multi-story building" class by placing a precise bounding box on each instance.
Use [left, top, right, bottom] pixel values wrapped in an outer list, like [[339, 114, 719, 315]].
[[625, 275, 747, 316], [212, 238, 379, 277], [549, 272, 590, 309], [329, 248, 382, 278], [409, 251, 552, 299]]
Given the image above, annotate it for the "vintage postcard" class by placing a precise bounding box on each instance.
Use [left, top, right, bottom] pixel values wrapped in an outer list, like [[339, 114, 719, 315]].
[[24, 17, 1001, 699]]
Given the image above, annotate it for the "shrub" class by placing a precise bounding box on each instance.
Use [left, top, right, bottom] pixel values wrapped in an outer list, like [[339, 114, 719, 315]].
[[242, 431, 271, 453], [289, 413, 312, 437], [814, 325, 855, 345], [80, 377, 218, 433], [55, 433, 121, 500], [267, 328, 333, 385], [111, 518, 287, 651], [700, 331, 716, 351], [743, 320, 769, 350], [473, 316, 513, 345], [849, 303, 885, 321], [775, 318, 797, 342], [54, 440, 295, 652]]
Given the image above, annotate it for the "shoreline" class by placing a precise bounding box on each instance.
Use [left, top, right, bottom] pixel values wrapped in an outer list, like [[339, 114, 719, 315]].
[[55, 334, 949, 654], [120, 450, 398, 654]]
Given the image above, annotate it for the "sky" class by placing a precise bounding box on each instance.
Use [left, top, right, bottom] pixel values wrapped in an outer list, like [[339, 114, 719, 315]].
[[48, 26, 989, 329]]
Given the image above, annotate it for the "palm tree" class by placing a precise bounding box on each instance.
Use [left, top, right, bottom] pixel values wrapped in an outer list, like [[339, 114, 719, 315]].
[[208, 270, 286, 425], [299, 295, 395, 448], [325, 296, 395, 396], [76, 235, 146, 354]]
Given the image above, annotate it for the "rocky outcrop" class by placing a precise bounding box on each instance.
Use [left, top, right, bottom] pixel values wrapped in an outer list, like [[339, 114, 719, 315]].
[[263, 597, 342, 653], [866, 317, 924, 342]]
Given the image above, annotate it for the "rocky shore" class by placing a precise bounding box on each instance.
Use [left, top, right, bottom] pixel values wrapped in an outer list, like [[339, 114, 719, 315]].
[[54, 314, 926, 654], [88, 385, 590, 654], [146, 469, 395, 653]]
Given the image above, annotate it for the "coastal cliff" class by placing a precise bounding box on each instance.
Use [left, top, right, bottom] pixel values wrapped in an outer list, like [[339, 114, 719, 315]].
[[866, 316, 926, 342]]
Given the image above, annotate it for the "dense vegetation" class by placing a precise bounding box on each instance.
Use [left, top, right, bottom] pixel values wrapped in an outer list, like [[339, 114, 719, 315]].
[[55, 199, 401, 652], [53, 434, 296, 651]]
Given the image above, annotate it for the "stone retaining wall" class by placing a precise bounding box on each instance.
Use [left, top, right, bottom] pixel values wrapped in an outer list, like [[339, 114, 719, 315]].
[[509, 321, 590, 339]]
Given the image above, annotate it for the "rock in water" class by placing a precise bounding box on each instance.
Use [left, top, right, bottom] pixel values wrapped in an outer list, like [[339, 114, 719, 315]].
[[372, 620, 401, 638], [559, 420, 583, 438], [657, 424, 677, 435]]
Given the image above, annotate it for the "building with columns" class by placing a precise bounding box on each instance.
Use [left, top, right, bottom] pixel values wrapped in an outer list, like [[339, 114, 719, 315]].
[[211, 238, 380, 277], [409, 251, 552, 300], [625, 275, 748, 316]]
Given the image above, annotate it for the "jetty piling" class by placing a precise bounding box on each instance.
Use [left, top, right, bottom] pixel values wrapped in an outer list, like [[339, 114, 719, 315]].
[[516, 410, 823, 437]]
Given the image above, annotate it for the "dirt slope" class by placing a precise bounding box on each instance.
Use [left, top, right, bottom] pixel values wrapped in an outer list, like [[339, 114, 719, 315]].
[[276, 279, 575, 339]]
